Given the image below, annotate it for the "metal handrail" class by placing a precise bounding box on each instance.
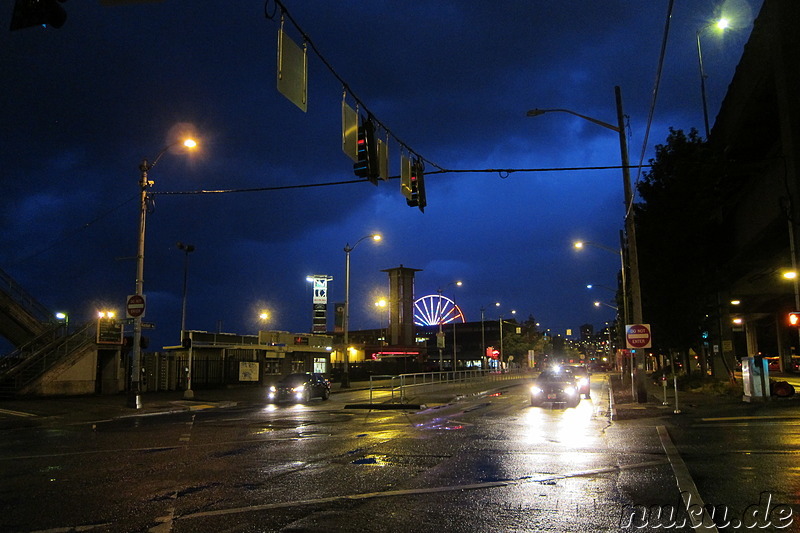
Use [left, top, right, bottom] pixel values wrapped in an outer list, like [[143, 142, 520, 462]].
[[1, 321, 95, 391], [0, 266, 54, 324]]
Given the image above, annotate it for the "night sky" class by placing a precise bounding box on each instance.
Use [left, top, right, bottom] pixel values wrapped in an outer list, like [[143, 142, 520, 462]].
[[0, 1, 761, 352]]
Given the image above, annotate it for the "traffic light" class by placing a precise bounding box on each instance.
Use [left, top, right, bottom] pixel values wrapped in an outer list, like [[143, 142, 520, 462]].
[[406, 157, 427, 212], [789, 312, 800, 326], [353, 116, 379, 184], [10, 0, 67, 31]]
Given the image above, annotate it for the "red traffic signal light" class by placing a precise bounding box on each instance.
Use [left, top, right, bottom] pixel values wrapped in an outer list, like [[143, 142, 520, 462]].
[[406, 157, 427, 212], [789, 312, 800, 326], [353, 116, 379, 184]]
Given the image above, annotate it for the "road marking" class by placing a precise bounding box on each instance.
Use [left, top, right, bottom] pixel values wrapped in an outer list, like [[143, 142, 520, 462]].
[[657, 425, 719, 532], [0, 408, 37, 417], [178, 415, 196, 443], [174, 459, 667, 522], [700, 414, 800, 422]]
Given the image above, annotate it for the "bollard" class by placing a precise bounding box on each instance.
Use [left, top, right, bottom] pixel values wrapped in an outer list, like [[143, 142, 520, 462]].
[[673, 374, 681, 414], [662, 376, 669, 406]]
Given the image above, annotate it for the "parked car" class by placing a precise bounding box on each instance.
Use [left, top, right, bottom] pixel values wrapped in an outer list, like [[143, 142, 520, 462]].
[[565, 365, 591, 398], [268, 372, 331, 403], [530, 368, 580, 408]]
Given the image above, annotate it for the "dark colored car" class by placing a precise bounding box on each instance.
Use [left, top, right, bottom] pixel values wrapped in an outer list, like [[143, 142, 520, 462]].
[[565, 365, 590, 398], [268, 372, 331, 403], [530, 369, 580, 408]]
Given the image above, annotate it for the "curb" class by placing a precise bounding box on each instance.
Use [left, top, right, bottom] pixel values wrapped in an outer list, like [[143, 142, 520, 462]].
[[344, 403, 425, 410]]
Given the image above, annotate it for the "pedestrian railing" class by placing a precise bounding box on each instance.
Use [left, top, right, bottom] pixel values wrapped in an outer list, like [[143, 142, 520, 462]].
[[372, 369, 529, 403]]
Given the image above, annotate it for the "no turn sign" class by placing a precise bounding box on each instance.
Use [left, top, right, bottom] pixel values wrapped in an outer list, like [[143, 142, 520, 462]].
[[126, 294, 146, 318], [626, 323, 652, 349]]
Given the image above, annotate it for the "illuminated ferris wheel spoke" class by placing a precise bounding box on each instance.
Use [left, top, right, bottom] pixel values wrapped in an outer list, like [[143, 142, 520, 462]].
[[413, 294, 466, 326]]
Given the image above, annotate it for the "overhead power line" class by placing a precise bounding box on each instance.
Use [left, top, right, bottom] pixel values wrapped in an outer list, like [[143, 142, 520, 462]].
[[153, 164, 650, 196]]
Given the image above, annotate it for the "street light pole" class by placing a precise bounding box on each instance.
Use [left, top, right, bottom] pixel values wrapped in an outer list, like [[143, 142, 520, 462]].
[[342, 233, 381, 388], [574, 240, 628, 327], [177, 242, 195, 336], [177, 242, 195, 400], [128, 139, 196, 409], [527, 86, 645, 401], [696, 18, 730, 138]]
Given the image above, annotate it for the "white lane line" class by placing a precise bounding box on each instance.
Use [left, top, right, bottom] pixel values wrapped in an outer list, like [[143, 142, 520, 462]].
[[0, 408, 37, 417], [657, 425, 719, 532]]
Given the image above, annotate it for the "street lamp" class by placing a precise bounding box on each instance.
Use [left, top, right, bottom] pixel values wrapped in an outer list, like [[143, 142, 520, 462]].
[[342, 233, 382, 388], [180, 242, 196, 401], [528, 91, 645, 402], [375, 298, 388, 344], [499, 309, 516, 371], [129, 138, 197, 409], [586, 283, 616, 294], [527, 89, 641, 326], [176, 242, 195, 337], [697, 17, 730, 138], [594, 301, 619, 311], [574, 240, 628, 326], [480, 302, 500, 370], [436, 281, 462, 372]]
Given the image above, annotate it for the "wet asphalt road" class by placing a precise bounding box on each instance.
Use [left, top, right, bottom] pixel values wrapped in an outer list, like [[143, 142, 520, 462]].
[[0, 380, 798, 532]]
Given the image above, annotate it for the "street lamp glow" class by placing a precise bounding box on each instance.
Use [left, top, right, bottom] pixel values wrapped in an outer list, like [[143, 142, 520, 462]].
[[259, 311, 270, 321], [574, 241, 585, 249], [55, 312, 67, 320], [784, 271, 798, 280], [716, 17, 730, 31], [342, 232, 384, 387], [183, 138, 197, 149], [98, 310, 115, 319]]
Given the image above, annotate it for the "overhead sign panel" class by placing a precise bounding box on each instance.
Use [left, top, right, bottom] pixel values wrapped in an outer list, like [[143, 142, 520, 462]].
[[277, 28, 307, 112]]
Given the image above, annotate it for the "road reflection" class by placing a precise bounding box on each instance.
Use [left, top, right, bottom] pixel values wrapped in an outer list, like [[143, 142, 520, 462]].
[[520, 397, 598, 449]]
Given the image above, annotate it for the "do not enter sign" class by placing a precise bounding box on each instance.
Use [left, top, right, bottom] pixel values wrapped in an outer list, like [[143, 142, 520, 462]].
[[626, 323, 652, 349], [126, 294, 146, 319]]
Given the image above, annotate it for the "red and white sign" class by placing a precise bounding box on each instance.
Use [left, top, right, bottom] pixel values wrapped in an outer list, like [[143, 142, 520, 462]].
[[126, 294, 146, 318], [626, 323, 652, 349]]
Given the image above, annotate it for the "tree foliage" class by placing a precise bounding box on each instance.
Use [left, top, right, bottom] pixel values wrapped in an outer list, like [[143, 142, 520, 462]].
[[635, 128, 721, 353]]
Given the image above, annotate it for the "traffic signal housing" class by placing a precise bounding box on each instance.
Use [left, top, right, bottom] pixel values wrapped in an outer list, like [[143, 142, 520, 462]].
[[789, 312, 800, 326], [10, 0, 67, 31], [353, 116, 379, 184], [406, 158, 426, 212]]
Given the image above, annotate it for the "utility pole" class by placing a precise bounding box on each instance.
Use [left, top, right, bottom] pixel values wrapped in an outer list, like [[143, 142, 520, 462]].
[[616, 86, 647, 403]]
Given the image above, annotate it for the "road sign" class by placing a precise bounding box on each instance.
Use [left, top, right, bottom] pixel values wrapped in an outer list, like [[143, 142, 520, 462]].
[[126, 294, 146, 318], [626, 323, 652, 349]]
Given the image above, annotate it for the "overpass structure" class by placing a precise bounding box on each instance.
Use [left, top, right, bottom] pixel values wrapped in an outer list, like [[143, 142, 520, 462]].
[[0, 267, 115, 397]]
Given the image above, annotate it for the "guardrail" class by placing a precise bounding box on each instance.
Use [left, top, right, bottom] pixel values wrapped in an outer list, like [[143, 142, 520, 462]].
[[367, 369, 529, 403]]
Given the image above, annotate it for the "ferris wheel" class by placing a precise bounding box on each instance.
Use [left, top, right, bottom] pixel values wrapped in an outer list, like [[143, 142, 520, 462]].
[[414, 294, 466, 326]]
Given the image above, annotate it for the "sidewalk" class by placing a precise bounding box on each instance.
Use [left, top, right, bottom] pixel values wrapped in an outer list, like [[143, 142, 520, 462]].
[[609, 372, 800, 421], [0, 375, 529, 427]]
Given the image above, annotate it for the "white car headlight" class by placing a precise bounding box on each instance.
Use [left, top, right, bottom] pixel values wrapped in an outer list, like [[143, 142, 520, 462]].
[[292, 384, 305, 393], [531, 386, 543, 395], [578, 378, 588, 387], [269, 385, 277, 392], [564, 386, 576, 395]]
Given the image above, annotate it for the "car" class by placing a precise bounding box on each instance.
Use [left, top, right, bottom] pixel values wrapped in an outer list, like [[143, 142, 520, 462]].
[[530, 368, 581, 408], [565, 365, 591, 398], [268, 372, 331, 403]]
